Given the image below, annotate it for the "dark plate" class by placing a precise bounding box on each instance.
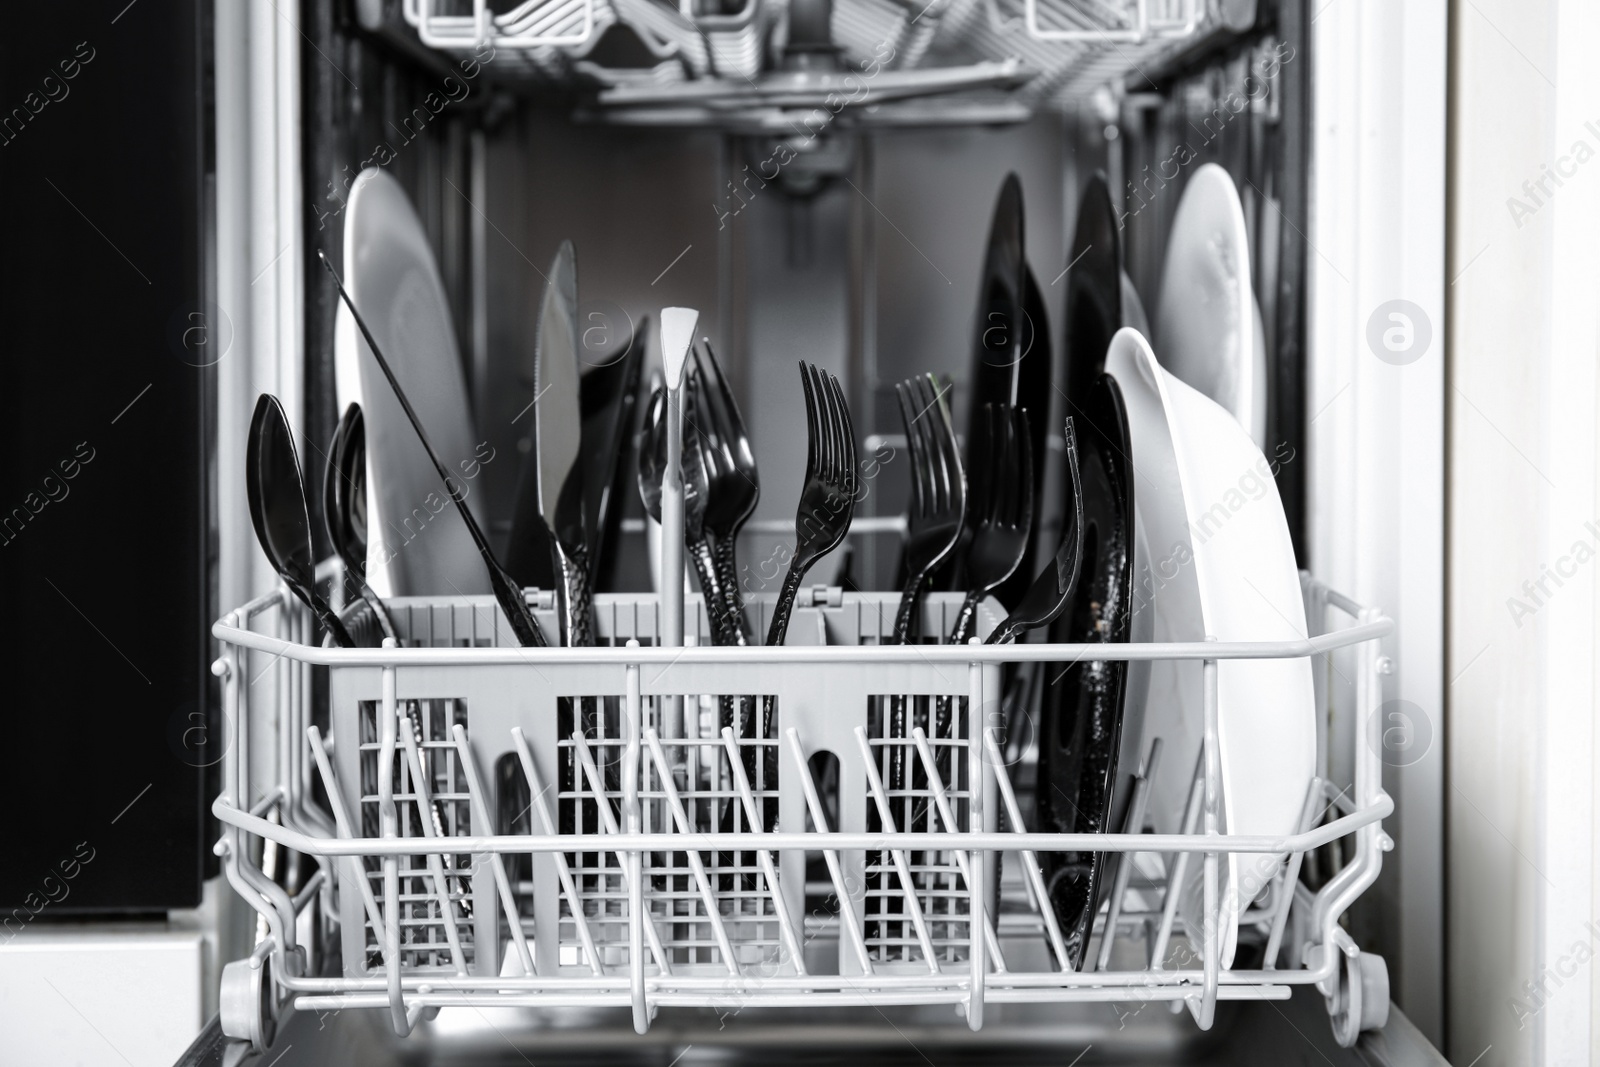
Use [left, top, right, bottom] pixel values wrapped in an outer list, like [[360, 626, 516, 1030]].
[[1035, 373, 1138, 970], [1062, 173, 1123, 409], [947, 174, 1028, 601]]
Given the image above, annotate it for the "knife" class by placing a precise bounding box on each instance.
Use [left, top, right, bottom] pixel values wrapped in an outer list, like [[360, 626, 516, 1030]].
[[533, 240, 591, 646]]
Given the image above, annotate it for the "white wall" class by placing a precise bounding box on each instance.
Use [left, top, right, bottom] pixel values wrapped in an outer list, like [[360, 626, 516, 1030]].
[[1449, 0, 1600, 1064]]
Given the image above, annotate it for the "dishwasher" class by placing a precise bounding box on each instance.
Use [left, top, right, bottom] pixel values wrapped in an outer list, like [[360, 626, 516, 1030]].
[[0, 1, 1454, 1064]]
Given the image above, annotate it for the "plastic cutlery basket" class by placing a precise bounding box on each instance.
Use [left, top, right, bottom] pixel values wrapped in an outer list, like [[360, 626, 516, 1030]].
[[210, 575, 1395, 1052]]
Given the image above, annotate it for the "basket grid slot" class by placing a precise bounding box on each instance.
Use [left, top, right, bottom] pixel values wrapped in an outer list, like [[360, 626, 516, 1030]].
[[358, 698, 477, 972]]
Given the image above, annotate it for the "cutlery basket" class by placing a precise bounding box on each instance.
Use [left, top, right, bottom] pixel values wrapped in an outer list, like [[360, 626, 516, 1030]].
[[211, 576, 1395, 1051]]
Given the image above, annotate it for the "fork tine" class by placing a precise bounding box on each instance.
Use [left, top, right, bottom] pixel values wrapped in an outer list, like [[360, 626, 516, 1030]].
[[813, 364, 834, 486], [800, 362, 820, 481], [823, 367, 843, 489], [997, 403, 1017, 526], [830, 371, 856, 496], [897, 379, 929, 517], [932, 375, 962, 518], [980, 403, 1001, 525], [919, 375, 950, 515]]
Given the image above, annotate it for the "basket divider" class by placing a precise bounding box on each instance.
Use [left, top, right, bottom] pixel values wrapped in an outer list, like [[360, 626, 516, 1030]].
[[852, 726, 940, 971], [643, 728, 741, 973], [450, 723, 535, 977], [510, 727, 601, 975], [719, 726, 807, 974], [913, 727, 1006, 971], [786, 728, 872, 974]]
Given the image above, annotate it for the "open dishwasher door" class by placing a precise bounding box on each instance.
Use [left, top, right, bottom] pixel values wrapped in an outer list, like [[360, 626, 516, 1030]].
[[174, 988, 1448, 1066]]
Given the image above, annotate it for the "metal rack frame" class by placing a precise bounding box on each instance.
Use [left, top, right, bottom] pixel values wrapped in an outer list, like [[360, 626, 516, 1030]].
[[210, 572, 1394, 1052]]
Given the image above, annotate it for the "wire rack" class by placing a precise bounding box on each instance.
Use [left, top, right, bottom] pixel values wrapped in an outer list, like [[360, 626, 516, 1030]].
[[211, 571, 1394, 1053], [396, 0, 1210, 107]]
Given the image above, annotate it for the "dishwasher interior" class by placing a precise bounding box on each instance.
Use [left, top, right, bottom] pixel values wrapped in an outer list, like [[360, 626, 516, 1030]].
[[198, 0, 1441, 1062]]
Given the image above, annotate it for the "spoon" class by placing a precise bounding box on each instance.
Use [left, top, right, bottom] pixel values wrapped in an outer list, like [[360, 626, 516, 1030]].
[[247, 393, 354, 648], [318, 249, 548, 648], [323, 402, 401, 644]]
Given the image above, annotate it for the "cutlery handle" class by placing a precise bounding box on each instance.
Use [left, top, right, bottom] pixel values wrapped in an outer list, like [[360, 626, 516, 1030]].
[[948, 589, 983, 646], [307, 588, 357, 649], [554, 541, 593, 648], [764, 562, 808, 648], [488, 558, 548, 648], [891, 570, 927, 645], [358, 580, 403, 646], [712, 534, 752, 646], [689, 537, 738, 646]]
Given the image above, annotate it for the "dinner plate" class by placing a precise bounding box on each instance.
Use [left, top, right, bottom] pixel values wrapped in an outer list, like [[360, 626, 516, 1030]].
[[1036, 371, 1143, 970], [1154, 163, 1268, 446], [338, 168, 489, 597], [1106, 327, 1313, 967]]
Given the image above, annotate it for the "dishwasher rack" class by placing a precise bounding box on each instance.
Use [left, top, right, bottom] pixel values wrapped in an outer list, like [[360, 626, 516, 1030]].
[[209, 576, 1394, 1054]]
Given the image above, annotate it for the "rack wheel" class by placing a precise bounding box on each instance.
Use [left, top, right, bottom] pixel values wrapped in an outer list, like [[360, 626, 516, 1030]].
[[1328, 950, 1389, 1047], [220, 956, 276, 1053]]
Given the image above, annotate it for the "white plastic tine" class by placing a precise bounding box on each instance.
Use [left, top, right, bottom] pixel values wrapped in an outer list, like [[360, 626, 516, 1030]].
[[570, 730, 672, 974], [719, 727, 807, 975], [980, 729, 1071, 972], [1263, 776, 1324, 970], [1151, 750, 1206, 970], [784, 728, 872, 974], [449, 724, 536, 977], [510, 727, 603, 977], [641, 730, 740, 975], [908, 727, 1006, 971], [1094, 736, 1162, 972], [851, 727, 940, 972], [306, 725, 394, 968], [397, 718, 469, 975]]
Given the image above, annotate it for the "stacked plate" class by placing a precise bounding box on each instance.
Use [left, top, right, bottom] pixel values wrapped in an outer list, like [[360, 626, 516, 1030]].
[[1048, 163, 1313, 969]]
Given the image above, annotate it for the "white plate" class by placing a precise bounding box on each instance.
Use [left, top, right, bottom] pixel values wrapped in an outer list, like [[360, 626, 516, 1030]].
[[1154, 164, 1268, 447], [339, 168, 489, 597], [1106, 327, 1313, 967]]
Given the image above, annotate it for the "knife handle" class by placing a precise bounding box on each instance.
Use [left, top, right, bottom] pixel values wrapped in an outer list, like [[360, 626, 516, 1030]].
[[554, 540, 593, 648], [711, 534, 752, 646], [690, 537, 741, 647]]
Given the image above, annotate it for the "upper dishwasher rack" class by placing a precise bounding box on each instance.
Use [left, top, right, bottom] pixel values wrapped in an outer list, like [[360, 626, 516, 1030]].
[[396, 0, 1209, 114]]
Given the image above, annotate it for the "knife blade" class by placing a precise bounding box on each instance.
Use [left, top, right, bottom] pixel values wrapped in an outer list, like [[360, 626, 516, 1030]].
[[534, 240, 591, 646]]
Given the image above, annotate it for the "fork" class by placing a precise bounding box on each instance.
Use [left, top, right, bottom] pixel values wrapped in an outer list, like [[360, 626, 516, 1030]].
[[690, 341, 760, 645], [760, 363, 857, 831], [887, 374, 966, 800], [929, 402, 1035, 801], [950, 403, 1034, 644], [638, 386, 740, 647], [765, 362, 858, 647], [986, 417, 1084, 645], [890, 374, 967, 643]]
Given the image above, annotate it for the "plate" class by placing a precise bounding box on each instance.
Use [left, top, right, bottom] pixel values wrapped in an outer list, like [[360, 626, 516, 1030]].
[[338, 168, 488, 597], [1035, 371, 1142, 970], [1106, 327, 1312, 967], [1154, 163, 1268, 446]]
